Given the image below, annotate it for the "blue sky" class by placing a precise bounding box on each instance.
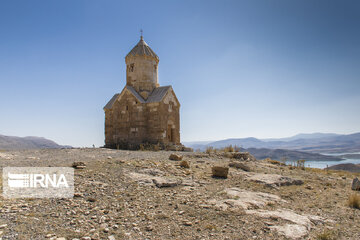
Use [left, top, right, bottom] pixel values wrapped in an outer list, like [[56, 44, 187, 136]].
[[0, 0, 359, 147]]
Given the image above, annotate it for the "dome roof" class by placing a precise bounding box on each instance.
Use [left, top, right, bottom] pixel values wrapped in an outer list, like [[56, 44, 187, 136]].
[[126, 36, 159, 60]]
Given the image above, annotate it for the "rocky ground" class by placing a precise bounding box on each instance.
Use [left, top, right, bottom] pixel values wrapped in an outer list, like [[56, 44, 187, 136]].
[[0, 148, 359, 240]]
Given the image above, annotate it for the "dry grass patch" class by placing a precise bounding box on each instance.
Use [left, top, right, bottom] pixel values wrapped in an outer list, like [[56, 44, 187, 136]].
[[348, 193, 360, 209], [205, 146, 214, 154], [316, 229, 338, 240], [265, 158, 285, 166], [223, 145, 234, 153]]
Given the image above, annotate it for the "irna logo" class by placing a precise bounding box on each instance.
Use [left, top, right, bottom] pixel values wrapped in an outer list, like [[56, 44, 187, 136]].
[[8, 173, 69, 188], [3, 167, 74, 198]]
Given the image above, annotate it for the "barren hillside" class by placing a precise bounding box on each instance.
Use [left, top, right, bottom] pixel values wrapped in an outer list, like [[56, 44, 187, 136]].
[[0, 149, 359, 240]]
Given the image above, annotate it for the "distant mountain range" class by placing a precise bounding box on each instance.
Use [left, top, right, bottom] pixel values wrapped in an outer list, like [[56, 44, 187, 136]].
[[184, 132, 360, 154], [183, 132, 360, 161], [244, 148, 342, 162], [326, 163, 360, 173], [263, 133, 341, 142], [0, 134, 71, 150]]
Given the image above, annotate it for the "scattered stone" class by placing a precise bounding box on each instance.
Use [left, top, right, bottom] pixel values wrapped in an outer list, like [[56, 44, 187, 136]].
[[183, 221, 193, 226], [56, 238, 66, 240], [153, 178, 181, 188], [145, 225, 153, 231], [169, 154, 183, 161], [87, 197, 97, 202], [74, 193, 83, 198], [107, 156, 113, 159], [212, 166, 229, 178], [270, 224, 308, 239], [246, 173, 303, 188], [0, 153, 14, 160], [99, 216, 106, 223], [108, 236, 116, 240], [0, 225, 7, 229], [229, 162, 250, 171], [351, 177, 360, 191], [180, 160, 190, 168], [72, 162, 86, 169]]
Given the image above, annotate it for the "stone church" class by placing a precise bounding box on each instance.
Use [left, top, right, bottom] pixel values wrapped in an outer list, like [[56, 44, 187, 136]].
[[104, 36, 180, 149]]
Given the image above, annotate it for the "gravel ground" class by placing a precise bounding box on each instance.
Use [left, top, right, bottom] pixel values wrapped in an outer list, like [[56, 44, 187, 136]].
[[0, 148, 359, 240]]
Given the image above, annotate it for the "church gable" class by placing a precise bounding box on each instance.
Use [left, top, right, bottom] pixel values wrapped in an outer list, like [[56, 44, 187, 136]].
[[103, 86, 146, 110], [124, 86, 146, 103], [162, 88, 180, 107], [104, 93, 120, 110], [146, 86, 171, 103]]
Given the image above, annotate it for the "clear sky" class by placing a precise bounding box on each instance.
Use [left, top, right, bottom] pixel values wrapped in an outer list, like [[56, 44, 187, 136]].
[[0, 0, 359, 147]]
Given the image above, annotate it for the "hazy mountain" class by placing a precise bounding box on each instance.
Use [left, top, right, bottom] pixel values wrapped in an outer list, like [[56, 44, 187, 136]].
[[185, 132, 360, 154], [338, 154, 360, 159], [263, 133, 340, 142], [245, 148, 342, 162], [0, 134, 71, 150], [326, 163, 360, 173], [205, 138, 263, 149], [182, 141, 214, 151]]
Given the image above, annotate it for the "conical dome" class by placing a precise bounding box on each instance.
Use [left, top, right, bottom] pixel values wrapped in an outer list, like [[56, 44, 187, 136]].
[[126, 36, 159, 60]]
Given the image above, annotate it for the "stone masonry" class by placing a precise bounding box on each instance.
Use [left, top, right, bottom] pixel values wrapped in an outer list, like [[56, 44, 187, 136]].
[[104, 36, 180, 148]]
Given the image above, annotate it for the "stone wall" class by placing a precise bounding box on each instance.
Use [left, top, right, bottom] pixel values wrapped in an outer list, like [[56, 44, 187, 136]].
[[104, 89, 180, 149], [125, 55, 159, 96]]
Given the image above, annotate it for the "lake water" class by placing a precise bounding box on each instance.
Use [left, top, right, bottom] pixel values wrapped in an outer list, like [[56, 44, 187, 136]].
[[286, 152, 360, 169]]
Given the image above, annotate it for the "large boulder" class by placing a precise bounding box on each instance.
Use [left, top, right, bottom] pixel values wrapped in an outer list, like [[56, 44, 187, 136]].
[[212, 166, 229, 178], [352, 177, 360, 191]]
